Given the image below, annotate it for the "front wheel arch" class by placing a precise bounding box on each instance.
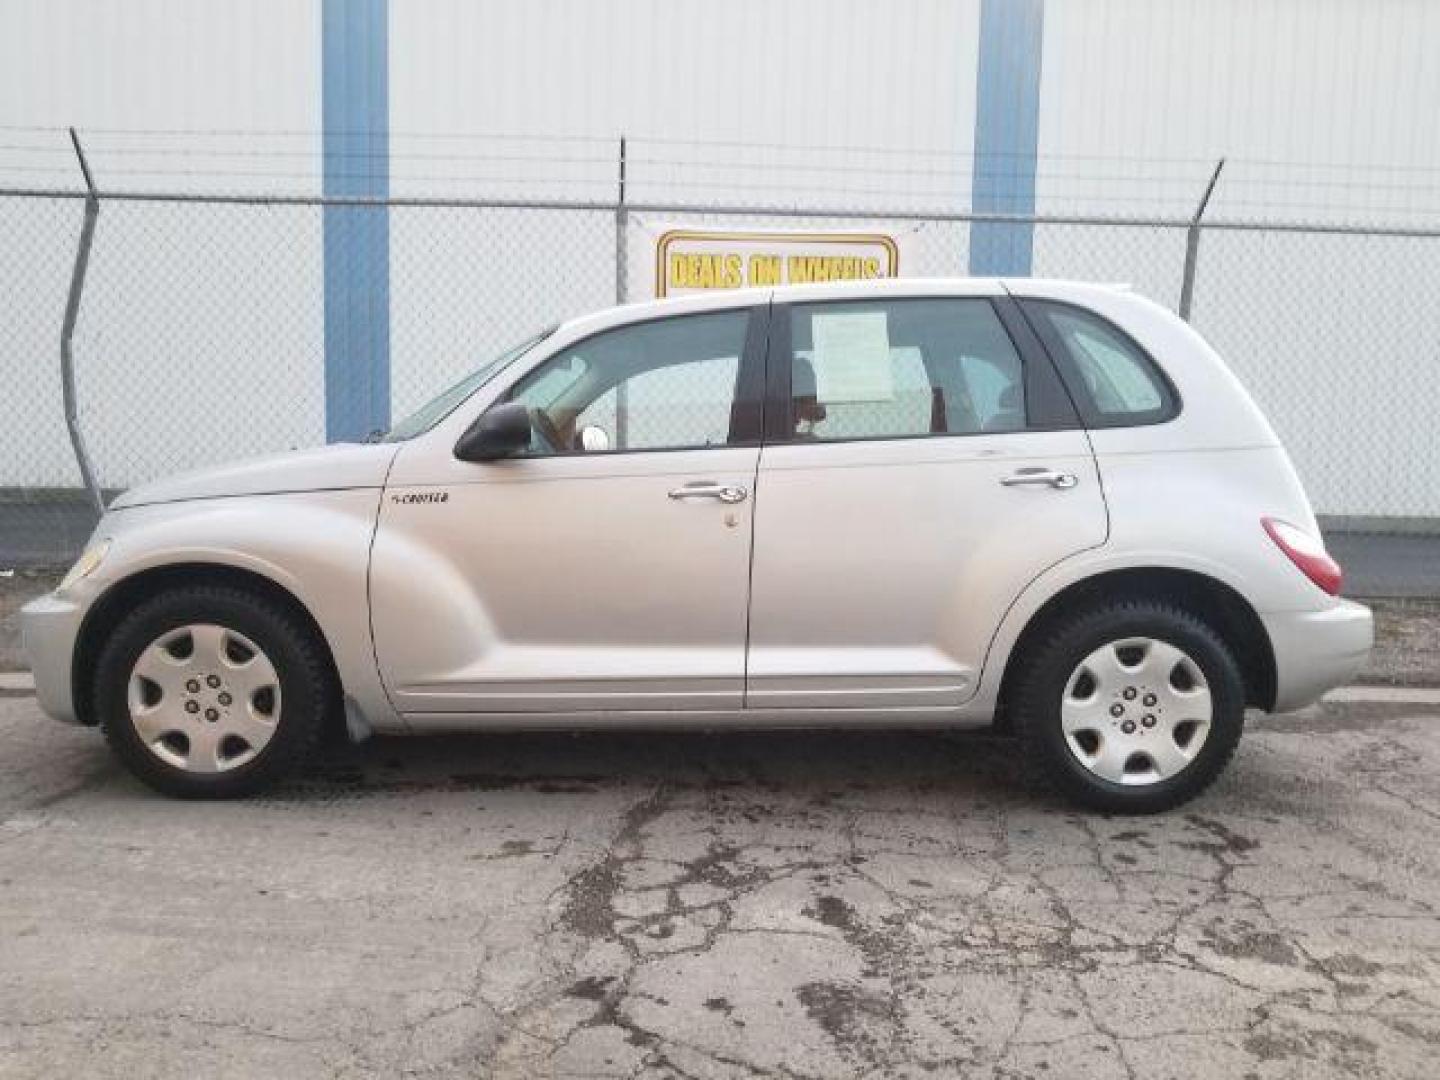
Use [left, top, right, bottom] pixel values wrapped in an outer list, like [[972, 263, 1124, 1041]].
[[994, 567, 1276, 732], [73, 563, 342, 730]]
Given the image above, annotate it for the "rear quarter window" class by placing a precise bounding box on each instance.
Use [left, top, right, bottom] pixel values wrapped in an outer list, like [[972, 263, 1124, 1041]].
[[1021, 300, 1178, 427]]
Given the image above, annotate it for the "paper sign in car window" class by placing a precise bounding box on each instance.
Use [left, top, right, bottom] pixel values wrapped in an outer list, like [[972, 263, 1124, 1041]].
[[810, 310, 895, 403]]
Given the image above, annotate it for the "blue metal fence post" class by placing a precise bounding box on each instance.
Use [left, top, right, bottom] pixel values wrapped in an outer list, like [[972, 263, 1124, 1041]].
[[322, 0, 390, 442], [970, 0, 1045, 277]]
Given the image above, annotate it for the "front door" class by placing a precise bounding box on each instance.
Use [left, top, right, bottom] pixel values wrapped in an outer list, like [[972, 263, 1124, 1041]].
[[372, 305, 767, 715], [746, 291, 1108, 710]]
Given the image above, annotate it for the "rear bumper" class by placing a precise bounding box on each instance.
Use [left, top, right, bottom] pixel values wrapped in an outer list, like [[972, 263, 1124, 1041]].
[[1263, 599, 1373, 713], [19, 592, 84, 725]]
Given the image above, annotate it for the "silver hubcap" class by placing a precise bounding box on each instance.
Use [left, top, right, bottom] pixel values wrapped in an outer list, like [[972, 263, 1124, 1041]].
[[127, 624, 281, 774], [1061, 636, 1212, 786]]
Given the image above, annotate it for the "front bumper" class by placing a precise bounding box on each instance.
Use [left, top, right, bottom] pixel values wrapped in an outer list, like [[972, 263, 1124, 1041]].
[[1263, 599, 1374, 713], [19, 592, 86, 724]]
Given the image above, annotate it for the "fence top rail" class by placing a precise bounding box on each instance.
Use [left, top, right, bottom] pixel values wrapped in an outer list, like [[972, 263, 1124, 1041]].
[[4, 184, 1440, 239]]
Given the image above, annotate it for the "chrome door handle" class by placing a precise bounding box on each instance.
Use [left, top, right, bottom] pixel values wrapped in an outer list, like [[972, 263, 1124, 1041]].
[[1001, 468, 1078, 490], [668, 481, 748, 504]]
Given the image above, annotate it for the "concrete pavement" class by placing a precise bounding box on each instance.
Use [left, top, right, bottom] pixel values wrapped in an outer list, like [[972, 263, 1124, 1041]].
[[2, 693, 1439, 1078]]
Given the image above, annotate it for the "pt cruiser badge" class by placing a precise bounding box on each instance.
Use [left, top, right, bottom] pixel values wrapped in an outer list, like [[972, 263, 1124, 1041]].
[[390, 491, 449, 505]]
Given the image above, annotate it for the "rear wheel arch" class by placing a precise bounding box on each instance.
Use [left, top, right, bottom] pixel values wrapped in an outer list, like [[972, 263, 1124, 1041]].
[[73, 563, 341, 729], [994, 566, 1277, 730]]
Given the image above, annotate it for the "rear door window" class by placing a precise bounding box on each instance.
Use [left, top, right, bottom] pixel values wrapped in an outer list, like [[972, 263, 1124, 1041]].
[[779, 298, 1028, 442]]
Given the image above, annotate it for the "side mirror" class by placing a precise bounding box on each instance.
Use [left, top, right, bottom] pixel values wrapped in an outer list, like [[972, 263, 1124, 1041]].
[[454, 402, 532, 462]]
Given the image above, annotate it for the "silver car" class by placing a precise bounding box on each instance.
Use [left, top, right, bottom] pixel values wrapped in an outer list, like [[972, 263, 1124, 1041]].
[[22, 279, 1372, 811]]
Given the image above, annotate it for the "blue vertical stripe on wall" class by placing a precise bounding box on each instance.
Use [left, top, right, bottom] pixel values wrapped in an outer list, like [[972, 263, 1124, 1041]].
[[970, 0, 1044, 276], [322, 0, 389, 442]]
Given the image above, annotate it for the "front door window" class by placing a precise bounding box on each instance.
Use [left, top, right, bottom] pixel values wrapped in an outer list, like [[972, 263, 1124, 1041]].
[[508, 310, 753, 455]]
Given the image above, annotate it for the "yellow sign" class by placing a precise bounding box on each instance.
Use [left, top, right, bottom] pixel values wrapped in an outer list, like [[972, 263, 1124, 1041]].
[[654, 229, 901, 298]]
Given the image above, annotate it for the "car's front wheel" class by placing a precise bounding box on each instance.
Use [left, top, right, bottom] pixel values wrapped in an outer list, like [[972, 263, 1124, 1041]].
[[1013, 599, 1245, 813], [94, 584, 331, 798]]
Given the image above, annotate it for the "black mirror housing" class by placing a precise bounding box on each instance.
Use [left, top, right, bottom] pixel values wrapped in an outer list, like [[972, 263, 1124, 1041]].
[[454, 402, 533, 462]]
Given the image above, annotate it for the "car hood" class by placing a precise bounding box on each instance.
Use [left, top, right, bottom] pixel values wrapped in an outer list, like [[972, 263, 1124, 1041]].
[[109, 442, 402, 509]]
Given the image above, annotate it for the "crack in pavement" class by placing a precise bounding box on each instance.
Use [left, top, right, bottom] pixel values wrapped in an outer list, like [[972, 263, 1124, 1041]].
[[3, 705, 1440, 1077]]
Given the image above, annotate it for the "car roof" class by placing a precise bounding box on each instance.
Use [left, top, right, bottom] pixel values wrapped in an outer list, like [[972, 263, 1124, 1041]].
[[561, 277, 1137, 338]]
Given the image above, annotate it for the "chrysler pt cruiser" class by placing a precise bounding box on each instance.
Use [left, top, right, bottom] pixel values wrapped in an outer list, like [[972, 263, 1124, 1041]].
[[23, 279, 1372, 811]]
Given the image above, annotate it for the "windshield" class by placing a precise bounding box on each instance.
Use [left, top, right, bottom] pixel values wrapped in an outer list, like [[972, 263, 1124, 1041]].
[[377, 326, 556, 442]]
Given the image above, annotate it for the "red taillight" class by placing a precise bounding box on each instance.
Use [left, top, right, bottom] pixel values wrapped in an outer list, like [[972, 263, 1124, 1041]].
[[1263, 517, 1342, 596]]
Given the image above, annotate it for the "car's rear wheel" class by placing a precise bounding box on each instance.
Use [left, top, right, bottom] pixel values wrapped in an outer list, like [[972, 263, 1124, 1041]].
[[1013, 599, 1244, 813], [95, 585, 330, 798]]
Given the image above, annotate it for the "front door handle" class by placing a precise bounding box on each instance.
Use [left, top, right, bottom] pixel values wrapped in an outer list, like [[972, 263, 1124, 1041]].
[[1001, 468, 1078, 490], [668, 481, 748, 504]]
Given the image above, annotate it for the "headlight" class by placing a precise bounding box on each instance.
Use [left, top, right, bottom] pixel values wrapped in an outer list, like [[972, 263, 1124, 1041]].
[[58, 538, 111, 592]]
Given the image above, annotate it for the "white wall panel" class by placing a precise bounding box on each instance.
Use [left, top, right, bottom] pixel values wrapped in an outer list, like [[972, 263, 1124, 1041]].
[[1036, 0, 1440, 219], [1034, 0, 1440, 518], [3, 1, 1438, 517], [0, 0, 320, 192], [391, 0, 977, 160], [386, 0, 985, 419], [0, 0, 323, 488], [388, 0, 981, 203]]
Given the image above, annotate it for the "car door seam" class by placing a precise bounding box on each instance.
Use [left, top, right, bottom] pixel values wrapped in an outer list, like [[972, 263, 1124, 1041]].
[[742, 296, 774, 709], [366, 446, 408, 728]]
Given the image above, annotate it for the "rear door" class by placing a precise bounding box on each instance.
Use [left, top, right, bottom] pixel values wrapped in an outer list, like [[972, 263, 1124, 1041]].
[[745, 288, 1108, 710]]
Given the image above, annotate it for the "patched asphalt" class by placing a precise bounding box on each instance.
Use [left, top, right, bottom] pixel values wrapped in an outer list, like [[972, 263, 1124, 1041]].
[[2, 694, 1438, 1078]]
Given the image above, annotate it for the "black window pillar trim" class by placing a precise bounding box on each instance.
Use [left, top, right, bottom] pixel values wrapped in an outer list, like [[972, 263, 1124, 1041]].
[[762, 300, 795, 444], [990, 295, 1084, 431], [729, 301, 771, 446]]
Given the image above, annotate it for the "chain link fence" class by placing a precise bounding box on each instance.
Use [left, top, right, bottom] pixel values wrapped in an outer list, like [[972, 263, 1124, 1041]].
[[0, 193, 89, 564], [1187, 224, 1440, 523], [3, 161, 1439, 599]]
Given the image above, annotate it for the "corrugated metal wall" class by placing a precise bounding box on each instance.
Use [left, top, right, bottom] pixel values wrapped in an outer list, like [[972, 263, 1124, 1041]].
[[0, 0, 324, 492], [390, 0, 979, 164], [0, 0, 318, 185], [1037, 0, 1440, 218], [9, 1, 1434, 211], [1034, 1, 1440, 520], [3, 1, 1439, 518]]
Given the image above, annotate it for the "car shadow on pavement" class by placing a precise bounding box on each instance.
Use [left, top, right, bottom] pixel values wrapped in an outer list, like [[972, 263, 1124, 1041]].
[[273, 728, 1048, 806]]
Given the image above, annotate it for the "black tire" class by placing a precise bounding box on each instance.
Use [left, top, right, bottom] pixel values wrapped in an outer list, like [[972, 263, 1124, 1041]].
[[95, 584, 332, 799], [1012, 599, 1245, 814]]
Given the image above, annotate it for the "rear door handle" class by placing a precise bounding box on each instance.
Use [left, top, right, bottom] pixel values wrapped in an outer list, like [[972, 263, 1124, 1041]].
[[1001, 468, 1078, 490], [668, 481, 748, 504]]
